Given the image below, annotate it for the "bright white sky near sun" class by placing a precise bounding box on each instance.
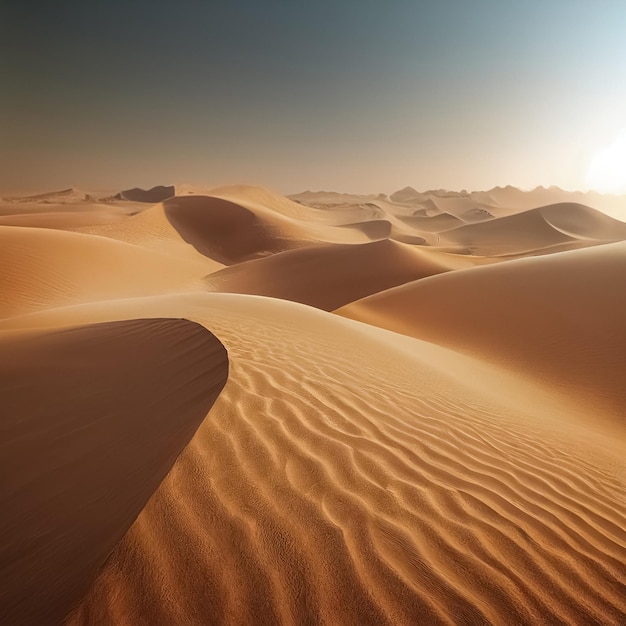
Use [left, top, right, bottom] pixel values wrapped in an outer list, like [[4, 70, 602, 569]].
[[586, 131, 626, 194], [1, 1, 626, 196]]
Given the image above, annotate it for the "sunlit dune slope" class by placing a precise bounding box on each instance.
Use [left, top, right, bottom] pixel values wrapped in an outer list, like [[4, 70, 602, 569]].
[[204, 239, 467, 310], [74, 201, 225, 268], [398, 212, 464, 232], [0, 226, 213, 318], [0, 318, 228, 625], [210, 185, 361, 224], [428, 195, 485, 217], [0, 210, 126, 230], [439, 203, 626, 256], [2, 295, 623, 625], [1, 188, 91, 204], [338, 241, 626, 424]]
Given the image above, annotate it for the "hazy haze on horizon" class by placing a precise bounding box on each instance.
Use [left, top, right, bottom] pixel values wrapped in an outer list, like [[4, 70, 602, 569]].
[[2, 1, 626, 195]]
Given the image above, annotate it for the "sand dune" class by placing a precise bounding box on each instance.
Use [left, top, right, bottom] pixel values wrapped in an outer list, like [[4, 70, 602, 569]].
[[1, 188, 92, 204], [0, 318, 228, 624], [0, 226, 214, 318], [162, 195, 319, 264], [204, 239, 465, 310], [439, 202, 626, 255], [428, 195, 484, 217], [1, 185, 625, 625], [1, 294, 623, 625], [339, 218, 393, 240], [399, 212, 464, 232], [213, 185, 356, 223], [460, 207, 495, 222], [385, 185, 626, 223], [74, 201, 226, 267], [0, 210, 126, 230], [338, 241, 626, 426]]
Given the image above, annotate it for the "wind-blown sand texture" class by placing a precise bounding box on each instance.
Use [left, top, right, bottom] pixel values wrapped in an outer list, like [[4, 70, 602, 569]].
[[0, 184, 624, 625], [0, 318, 228, 624]]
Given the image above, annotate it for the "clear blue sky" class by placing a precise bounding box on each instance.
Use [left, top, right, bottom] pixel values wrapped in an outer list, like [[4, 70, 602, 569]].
[[2, 1, 626, 194]]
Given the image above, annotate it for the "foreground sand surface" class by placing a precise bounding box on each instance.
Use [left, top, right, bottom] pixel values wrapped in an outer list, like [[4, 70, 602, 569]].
[[0, 318, 228, 624], [0, 185, 624, 625]]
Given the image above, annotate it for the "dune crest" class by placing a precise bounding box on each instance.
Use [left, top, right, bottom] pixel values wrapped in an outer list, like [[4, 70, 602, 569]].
[[338, 241, 626, 429], [438, 203, 626, 256], [163, 195, 318, 264], [0, 226, 215, 318], [203, 239, 468, 310], [0, 318, 228, 625]]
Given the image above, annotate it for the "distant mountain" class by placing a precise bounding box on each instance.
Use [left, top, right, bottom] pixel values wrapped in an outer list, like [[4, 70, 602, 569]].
[[114, 185, 175, 203], [389, 186, 422, 203]]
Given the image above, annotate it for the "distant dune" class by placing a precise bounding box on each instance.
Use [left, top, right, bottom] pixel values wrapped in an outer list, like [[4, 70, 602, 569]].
[[1, 188, 92, 204], [398, 211, 464, 232], [338, 241, 626, 423], [0, 225, 213, 318], [204, 239, 463, 310], [0, 210, 126, 230], [0, 183, 624, 625], [439, 202, 626, 256], [163, 195, 319, 264]]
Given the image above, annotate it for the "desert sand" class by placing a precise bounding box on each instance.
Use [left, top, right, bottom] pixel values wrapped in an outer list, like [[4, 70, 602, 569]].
[[0, 184, 624, 625]]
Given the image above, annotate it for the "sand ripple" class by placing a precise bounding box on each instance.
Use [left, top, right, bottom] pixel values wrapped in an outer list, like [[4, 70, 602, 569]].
[[58, 296, 626, 625]]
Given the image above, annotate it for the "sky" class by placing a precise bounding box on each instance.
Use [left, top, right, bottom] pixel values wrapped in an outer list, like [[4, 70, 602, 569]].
[[2, 0, 626, 195]]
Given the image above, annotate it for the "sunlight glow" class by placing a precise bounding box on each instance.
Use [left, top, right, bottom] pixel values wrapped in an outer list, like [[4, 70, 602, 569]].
[[586, 130, 626, 194]]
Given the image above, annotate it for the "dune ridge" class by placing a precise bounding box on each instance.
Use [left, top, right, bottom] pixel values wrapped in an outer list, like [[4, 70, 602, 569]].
[[338, 241, 626, 427], [0, 318, 228, 625], [163, 195, 319, 264], [0, 225, 215, 318], [203, 239, 468, 310], [0, 210, 127, 230], [438, 203, 626, 256]]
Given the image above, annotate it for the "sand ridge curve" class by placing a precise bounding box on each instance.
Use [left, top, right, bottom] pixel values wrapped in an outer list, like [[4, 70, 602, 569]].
[[1, 294, 622, 625], [0, 317, 229, 624]]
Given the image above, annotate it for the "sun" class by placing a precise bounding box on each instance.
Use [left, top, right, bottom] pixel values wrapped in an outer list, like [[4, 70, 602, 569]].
[[586, 130, 626, 194]]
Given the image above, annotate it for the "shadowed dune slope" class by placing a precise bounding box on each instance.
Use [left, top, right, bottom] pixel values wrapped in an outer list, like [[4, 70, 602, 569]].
[[1, 294, 623, 625], [0, 226, 214, 319], [203, 240, 461, 310], [74, 203, 224, 269], [440, 203, 626, 256], [338, 218, 393, 241], [0, 318, 228, 625], [163, 195, 319, 264], [338, 242, 626, 425]]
